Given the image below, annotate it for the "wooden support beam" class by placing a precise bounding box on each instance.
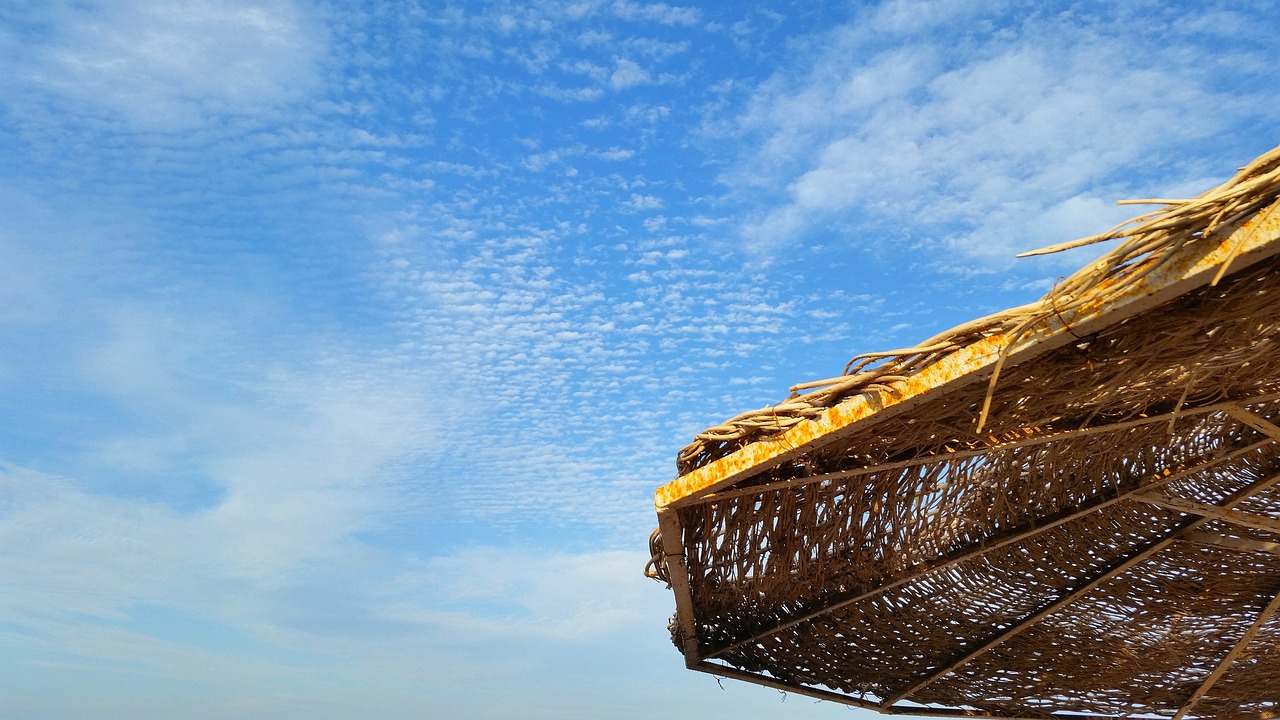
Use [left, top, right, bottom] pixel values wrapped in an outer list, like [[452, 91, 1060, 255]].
[[884, 709, 1157, 720], [698, 439, 1274, 659], [1171, 585, 1280, 720], [657, 507, 702, 666], [697, 660, 1181, 720], [692, 661, 885, 713], [1224, 403, 1280, 442], [1180, 530, 1280, 555], [881, 470, 1280, 708], [1135, 492, 1280, 535]]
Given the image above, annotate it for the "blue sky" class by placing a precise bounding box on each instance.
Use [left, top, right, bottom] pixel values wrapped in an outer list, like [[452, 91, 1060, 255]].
[[1, 1, 1278, 718]]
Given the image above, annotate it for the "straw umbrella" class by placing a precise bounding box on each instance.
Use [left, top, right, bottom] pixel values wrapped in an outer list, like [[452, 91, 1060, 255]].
[[648, 146, 1280, 719]]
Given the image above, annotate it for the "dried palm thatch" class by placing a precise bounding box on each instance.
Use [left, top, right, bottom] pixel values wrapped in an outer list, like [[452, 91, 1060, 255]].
[[647, 145, 1280, 719]]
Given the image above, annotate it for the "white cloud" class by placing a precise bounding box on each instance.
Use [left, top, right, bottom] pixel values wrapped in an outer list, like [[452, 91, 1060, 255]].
[[0, 460, 707, 717], [599, 146, 635, 160], [0, 356, 438, 616], [9, 0, 327, 129], [611, 1, 701, 27], [0, 180, 448, 628], [538, 82, 607, 102], [611, 58, 652, 89], [382, 548, 655, 640], [724, 7, 1280, 263], [869, 0, 1002, 34], [622, 192, 663, 210]]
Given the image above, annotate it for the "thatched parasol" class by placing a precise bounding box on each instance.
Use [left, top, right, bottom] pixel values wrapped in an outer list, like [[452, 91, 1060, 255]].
[[646, 146, 1280, 719]]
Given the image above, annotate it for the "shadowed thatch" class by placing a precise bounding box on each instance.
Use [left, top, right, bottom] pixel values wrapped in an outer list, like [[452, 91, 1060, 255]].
[[647, 145, 1280, 719]]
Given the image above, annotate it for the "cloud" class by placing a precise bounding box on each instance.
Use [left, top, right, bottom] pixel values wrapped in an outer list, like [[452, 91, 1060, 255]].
[[0, 360, 438, 618], [0, 452, 687, 715], [361, 197, 887, 540], [622, 192, 663, 210], [611, 1, 701, 27], [0, 176, 448, 633], [6, 0, 328, 129], [722, 4, 1280, 263], [599, 146, 635, 160], [538, 82, 607, 102], [382, 548, 656, 640], [611, 58, 652, 89], [868, 0, 1002, 34]]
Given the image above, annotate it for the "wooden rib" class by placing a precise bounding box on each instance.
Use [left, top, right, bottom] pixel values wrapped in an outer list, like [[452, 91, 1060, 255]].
[[697, 395, 1280, 506], [1224, 403, 1280, 442], [657, 507, 701, 666], [882, 469, 1280, 708], [883, 709, 1144, 720], [698, 661, 1182, 720], [1171, 586, 1280, 720], [884, 709, 1149, 720], [699, 439, 1274, 659], [692, 662, 884, 713], [1135, 492, 1280, 535], [1180, 530, 1280, 555]]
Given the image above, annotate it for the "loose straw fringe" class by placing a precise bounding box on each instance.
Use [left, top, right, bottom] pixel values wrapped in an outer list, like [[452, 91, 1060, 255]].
[[677, 145, 1280, 475]]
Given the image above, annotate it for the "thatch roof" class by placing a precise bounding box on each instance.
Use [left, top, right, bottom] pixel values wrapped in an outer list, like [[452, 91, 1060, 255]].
[[647, 145, 1280, 719]]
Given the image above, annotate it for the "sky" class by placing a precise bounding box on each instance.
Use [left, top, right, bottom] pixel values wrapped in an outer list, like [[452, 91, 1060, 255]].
[[0, 1, 1278, 718]]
